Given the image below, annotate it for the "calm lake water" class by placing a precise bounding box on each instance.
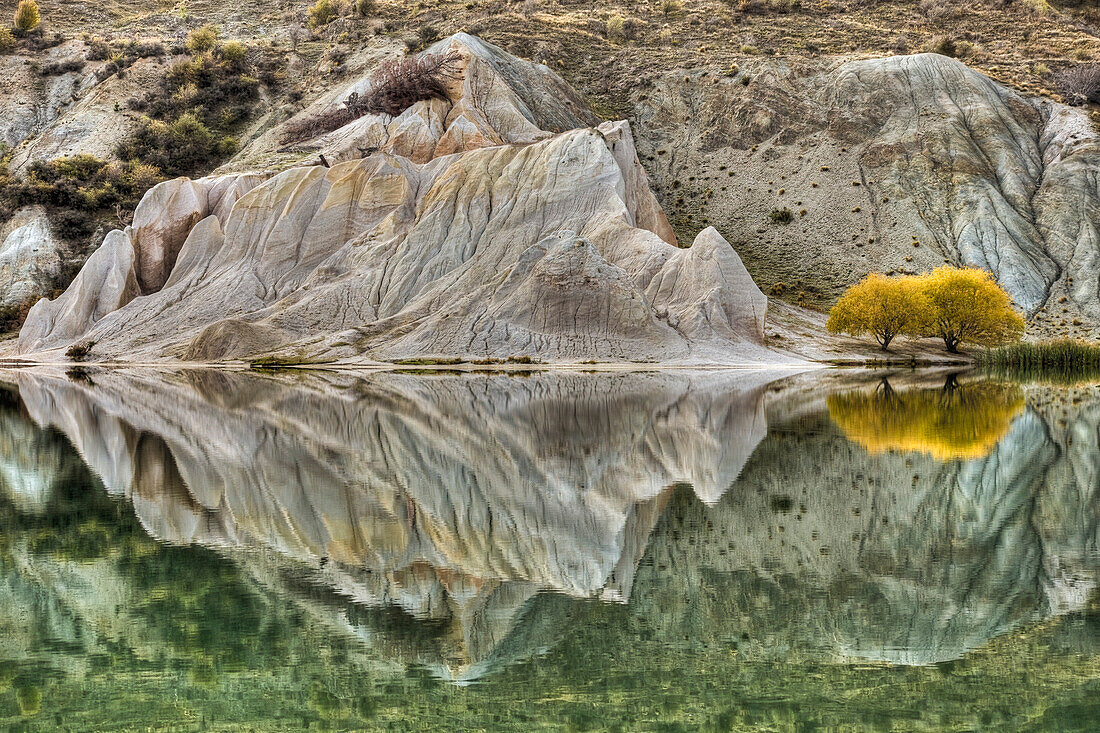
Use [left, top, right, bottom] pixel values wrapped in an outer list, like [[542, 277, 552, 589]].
[[1, 367, 1099, 731]]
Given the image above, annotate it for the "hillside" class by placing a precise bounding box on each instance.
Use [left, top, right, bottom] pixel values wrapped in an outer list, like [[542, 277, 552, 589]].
[[3, 0, 1100, 360]]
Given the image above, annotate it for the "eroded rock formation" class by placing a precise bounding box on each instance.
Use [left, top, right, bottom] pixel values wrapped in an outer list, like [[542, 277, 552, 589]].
[[15, 35, 779, 365], [634, 53, 1100, 337], [0, 207, 62, 309]]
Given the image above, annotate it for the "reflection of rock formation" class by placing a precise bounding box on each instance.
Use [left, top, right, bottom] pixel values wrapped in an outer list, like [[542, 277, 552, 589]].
[[7, 367, 777, 680], [634, 384, 1100, 665], [0, 388, 86, 514], [7, 369, 1100, 680]]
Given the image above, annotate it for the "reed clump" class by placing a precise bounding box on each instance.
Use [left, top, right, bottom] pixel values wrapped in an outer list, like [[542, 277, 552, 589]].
[[977, 339, 1100, 384]]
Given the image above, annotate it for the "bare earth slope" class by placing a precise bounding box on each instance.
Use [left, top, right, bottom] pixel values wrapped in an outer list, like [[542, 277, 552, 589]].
[[636, 52, 1100, 340]]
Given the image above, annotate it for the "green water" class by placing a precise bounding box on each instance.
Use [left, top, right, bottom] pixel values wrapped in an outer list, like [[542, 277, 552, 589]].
[[1, 368, 1099, 731]]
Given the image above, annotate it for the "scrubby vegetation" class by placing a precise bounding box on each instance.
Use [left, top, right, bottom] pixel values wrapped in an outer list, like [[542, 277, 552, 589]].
[[64, 340, 95, 361], [118, 33, 266, 175], [13, 0, 40, 33], [0, 154, 161, 238], [1055, 63, 1100, 106], [827, 266, 1025, 352]]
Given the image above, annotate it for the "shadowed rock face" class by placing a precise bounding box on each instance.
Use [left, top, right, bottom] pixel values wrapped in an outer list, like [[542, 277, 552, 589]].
[[15, 35, 777, 366], [0, 208, 62, 309], [635, 53, 1100, 334], [5, 369, 1100, 680]]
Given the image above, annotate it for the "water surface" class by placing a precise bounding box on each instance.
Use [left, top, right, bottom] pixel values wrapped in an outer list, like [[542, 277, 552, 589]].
[[1, 367, 1099, 730]]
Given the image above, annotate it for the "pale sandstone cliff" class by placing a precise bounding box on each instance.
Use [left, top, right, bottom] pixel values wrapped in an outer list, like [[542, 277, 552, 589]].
[[635, 53, 1100, 338], [15, 35, 778, 365]]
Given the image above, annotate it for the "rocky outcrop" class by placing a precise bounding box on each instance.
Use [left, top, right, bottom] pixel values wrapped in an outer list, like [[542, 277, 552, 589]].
[[128, 173, 266, 293], [17, 229, 140, 352], [0, 207, 62, 309], [235, 33, 601, 170], [15, 35, 782, 365], [633, 53, 1100, 337]]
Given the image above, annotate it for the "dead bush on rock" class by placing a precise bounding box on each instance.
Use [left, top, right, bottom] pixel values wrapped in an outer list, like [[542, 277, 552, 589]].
[[363, 51, 462, 116], [281, 51, 461, 143], [1056, 64, 1100, 105]]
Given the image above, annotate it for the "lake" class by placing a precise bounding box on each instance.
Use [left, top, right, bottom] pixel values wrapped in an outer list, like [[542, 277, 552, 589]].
[[1, 367, 1098, 731]]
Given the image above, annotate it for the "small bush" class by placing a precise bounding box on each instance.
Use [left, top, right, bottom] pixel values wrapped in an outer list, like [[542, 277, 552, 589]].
[[356, 0, 376, 14], [307, 0, 341, 29], [14, 0, 40, 32], [928, 35, 957, 57], [417, 24, 440, 46], [656, 0, 681, 16], [606, 15, 626, 41], [0, 28, 15, 53], [39, 59, 84, 76], [65, 340, 96, 362], [186, 25, 219, 53], [769, 207, 793, 224]]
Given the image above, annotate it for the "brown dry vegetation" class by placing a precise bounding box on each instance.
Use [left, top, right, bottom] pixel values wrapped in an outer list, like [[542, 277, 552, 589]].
[[25, 0, 1100, 116]]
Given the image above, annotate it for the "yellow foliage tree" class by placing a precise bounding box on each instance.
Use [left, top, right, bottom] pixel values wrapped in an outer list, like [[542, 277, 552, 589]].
[[13, 0, 40, 32], [919, 266, 1025, 353], [826, 273, 925, 350]]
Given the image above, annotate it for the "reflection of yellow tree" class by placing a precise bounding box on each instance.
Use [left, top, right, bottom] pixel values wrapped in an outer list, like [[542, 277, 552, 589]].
[[827, 378, 1025, 461]]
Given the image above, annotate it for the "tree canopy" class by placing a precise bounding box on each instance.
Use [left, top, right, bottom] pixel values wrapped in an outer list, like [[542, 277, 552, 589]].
[[825, 273, 926, 350], [827, 267, 1025, 352], [921, 266, 1026, 352]]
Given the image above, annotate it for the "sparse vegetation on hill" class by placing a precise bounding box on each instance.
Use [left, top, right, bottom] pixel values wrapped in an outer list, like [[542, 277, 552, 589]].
[[0, 154, 160, 238], [117, 32, 268, 175]]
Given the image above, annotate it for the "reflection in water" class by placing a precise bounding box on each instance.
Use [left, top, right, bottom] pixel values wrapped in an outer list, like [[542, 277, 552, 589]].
[[827, 375, 1026, 460], [1, 368, 1100, 729]]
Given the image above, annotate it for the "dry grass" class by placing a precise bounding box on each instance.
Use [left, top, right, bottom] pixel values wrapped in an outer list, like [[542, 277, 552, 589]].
[[25, 0, 1100, 111]]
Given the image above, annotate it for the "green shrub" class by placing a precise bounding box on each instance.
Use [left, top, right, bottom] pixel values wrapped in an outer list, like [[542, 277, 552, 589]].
[[117, 42, 260, 175], [14, 0, 40, 32], [0, 28, 15, 53], [0, 154, 164, 239], [185, 25, 219, 53], [307, 0, 341, 28], [217, 40, 248, 63], [356, 0, 376, 15], [117, 114, 237, 177]]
